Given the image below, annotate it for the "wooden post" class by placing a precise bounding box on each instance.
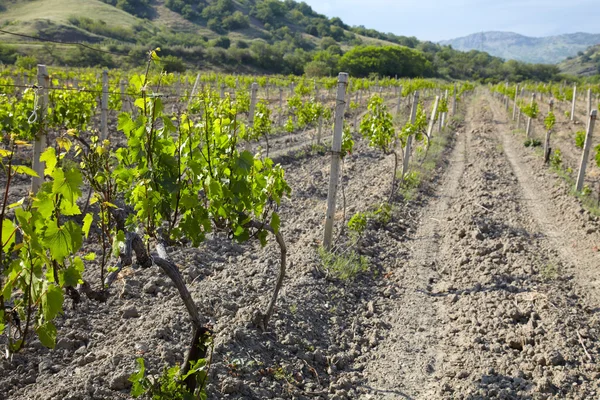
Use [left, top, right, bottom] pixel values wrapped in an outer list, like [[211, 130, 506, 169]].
[[571, 84, 577, 121], [441, 89, 449, 128], [323, 73, 348, 250], [525, 93, 536, 138], [187, 73, 201, 109], [317, 94, 324, 144], [576, 110, 598, 192], [220, 83, 225, 99], [354, 90, 359, 133], [396, 85, 403, 116], [512, 84, 519, 121], [32, 65, 49, 194], [402, 90, 420, 179], [587, 88, 592, 117], [100, 70, 108, 141], [278, 88, 283, 126], [544, 99, 554, 163], [120, 79, 127, 112], [427, 96, 440, 139], [248, 82, 258, 127], [452, 83, 457, 116]]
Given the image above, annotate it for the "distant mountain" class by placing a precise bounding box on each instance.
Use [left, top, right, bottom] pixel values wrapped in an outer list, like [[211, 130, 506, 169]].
[[558, 44, 600, 76], [440, 31, 600, 64]]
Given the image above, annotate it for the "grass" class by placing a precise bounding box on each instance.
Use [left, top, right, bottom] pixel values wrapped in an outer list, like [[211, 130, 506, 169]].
[[544, 150, 600, 217], [541, 263, 559, 280], [318, 246, 369, 280], [0, 0, 141, 35], [397, 122, 454, 200]]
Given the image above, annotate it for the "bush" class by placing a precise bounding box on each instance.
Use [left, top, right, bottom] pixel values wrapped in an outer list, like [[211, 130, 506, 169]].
[[161, 55, 186, 73], [15, 55, 38, 69], [222, 11, 250, 31], [209, 36, 231, 49], [338, 45, 434, 78], [0, 43, 18, 64], [303, 60, 329, 77]]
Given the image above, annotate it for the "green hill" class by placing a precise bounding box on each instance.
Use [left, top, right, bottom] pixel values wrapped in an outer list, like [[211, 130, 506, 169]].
[[0, 0, 571, 82], [440, 31, 600, 64], [558, 44, 600, 77]]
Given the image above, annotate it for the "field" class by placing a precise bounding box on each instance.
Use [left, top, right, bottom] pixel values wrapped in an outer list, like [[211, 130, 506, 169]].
[[1, 63, 600, 400]]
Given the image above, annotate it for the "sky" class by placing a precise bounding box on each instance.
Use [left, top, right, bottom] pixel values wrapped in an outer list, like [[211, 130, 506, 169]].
[[300, 0, 600, 42]]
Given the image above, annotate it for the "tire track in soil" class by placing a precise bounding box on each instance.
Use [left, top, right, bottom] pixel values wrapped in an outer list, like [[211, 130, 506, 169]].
[[361, 96, 472, 398], [364, 92, 600, 399], [488, 94, 600, 307]]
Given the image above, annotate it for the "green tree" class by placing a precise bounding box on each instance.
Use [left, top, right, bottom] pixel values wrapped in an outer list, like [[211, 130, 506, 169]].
[[339, 45, 434, 78]]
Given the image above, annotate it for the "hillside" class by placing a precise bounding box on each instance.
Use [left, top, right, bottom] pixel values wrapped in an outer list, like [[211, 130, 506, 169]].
[[558, 44, 600, 77], [440, 31, 600, 64], [0, 0, 568, 82]]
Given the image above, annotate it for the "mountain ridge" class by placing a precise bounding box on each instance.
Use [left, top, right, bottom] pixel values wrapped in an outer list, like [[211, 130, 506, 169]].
[[440, 31, 600, 64]]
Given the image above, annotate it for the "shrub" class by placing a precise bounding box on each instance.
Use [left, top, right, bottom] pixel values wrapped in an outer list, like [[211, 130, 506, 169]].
[[161, 55, 186, 73], [318, 247, 369, 280]]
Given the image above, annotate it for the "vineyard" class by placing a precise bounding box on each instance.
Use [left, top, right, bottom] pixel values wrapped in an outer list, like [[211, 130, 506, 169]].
[[1, 53, 600, 399]]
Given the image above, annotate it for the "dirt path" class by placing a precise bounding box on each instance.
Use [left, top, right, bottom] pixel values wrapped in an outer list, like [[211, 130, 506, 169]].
[[363, 91, 600, 399]]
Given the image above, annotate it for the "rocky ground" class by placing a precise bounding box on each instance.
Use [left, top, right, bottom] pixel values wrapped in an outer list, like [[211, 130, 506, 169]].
[[2, 90, 600, 400]]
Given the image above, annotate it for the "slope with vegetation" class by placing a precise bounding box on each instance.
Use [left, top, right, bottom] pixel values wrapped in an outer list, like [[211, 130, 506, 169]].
[[440, 31, 600, 64], [0, 0, 571, 82], [559, 44, 600, 78]]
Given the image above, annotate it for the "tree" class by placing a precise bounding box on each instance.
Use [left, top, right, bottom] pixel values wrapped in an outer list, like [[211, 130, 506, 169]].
[[338, 45, 434, 78], [0, 43, 17, 64], [161, 55, 186, 73]]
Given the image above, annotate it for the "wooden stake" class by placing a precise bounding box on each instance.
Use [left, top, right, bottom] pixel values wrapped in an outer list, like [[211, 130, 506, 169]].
[[120, 79, 127, 112], [452, 83, 457, 116], [402, 90, 420, 179], [32, 65, 48, 194], [323, 73, 348, 250], [100, 70, 108, 141], [571, 84, 577, 121], [248, 82, 258, 127], [512, 84, 519, 121], [428, 96, 440, 139], [396, 85, 403, 116], [317, 94, 324, 144], [576, 110, 598, 192], [187, 73, 200, 109], [544, 100, 554, 163], [441, 89, 449, 128], [525, 93, 536, 138]]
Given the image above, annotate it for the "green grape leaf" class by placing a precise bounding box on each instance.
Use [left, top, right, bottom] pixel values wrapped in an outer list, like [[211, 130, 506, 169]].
[[52, 167, 83, 204], [40, 147, 57, 176], [129, 358, 147, 397], [42, 283, 64, 321], [60, 257, 85, 287], [82, 213, 93, 238], [2, 218, 16, 253], [36, 321, 57, 349], [43, 220, 71, 263], [237, 151, 255, 172], [270, 212, 280, 235], [11, 165, 39, 177]]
